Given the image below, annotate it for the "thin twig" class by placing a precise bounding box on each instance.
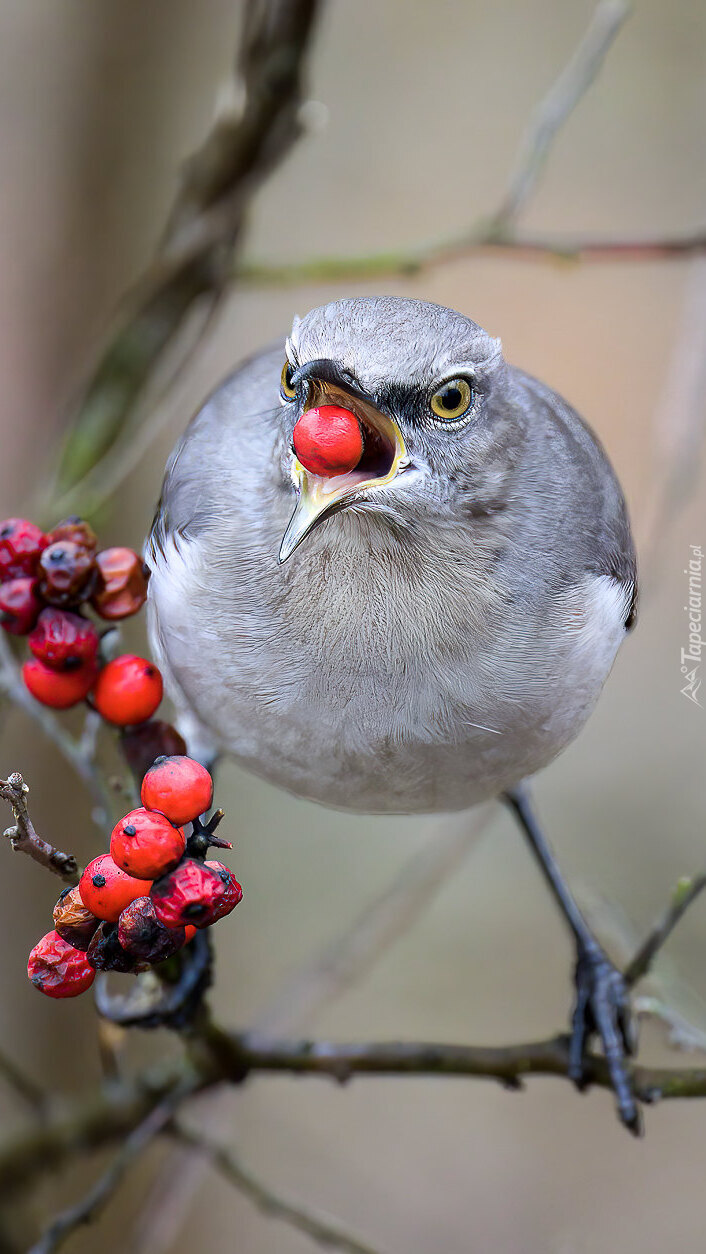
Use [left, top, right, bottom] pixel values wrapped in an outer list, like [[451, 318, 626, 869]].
[[0, 1048, 46, 1114], [171, 1124, 384, 1254], [625, 874, 706, 987], [0, 773, 79, 885], [0, 634, 112, 829], [235, 229, 706, 287], [27, 1078, 197, 1254], [491, 0, 630, 231]]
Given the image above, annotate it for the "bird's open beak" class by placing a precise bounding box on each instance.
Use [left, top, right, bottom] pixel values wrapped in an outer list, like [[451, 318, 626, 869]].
[[279, 388, 407, 564]]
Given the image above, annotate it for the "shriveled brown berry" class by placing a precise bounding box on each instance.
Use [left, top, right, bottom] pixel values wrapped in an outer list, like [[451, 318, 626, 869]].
[[117, 897, 185, 962], [120, 721, 187, 785], [53, 886, 100, 951], [92, 548, 149, 620], [47, 518, 97, 553], [39, 540, 96, 606], [86, 921, 139, 973]]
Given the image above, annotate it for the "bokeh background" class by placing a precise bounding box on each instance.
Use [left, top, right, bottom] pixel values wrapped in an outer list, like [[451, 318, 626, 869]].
[[1, 1, 705, 1251]]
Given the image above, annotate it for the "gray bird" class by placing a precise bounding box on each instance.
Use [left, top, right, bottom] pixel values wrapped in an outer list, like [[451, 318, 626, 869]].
[[147, 296, 639, 1130]]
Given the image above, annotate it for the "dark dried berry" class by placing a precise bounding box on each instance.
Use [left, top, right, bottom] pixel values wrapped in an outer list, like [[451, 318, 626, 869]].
[[117, 897, 185, 962], [39, 541, 96, 607], [53, 886, 100, 951], [120, 721, 187, 785], [0, 518, 48, 580], [86, 922, 138, 973], [92, 548, 149, 620], [28, 608, 99, 668], [0, 578, 42, 635]]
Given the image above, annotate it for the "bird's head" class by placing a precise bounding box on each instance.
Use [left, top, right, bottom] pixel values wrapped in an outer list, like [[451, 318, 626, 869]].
[[277, 297, 515, 562]]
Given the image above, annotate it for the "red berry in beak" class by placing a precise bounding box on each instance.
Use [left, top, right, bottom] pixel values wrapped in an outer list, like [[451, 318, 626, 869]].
[[292, 405, 363, 477]]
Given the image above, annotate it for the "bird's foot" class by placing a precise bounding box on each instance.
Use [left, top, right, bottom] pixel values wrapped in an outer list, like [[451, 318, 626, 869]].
[[569, 940, 642, 1136]]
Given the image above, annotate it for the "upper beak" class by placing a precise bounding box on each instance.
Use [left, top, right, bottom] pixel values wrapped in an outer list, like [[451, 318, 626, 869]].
[[279, 387, 407, 564]]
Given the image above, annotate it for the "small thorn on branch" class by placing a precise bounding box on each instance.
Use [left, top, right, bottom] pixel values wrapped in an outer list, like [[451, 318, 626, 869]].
[[1, 773, 80, 886]]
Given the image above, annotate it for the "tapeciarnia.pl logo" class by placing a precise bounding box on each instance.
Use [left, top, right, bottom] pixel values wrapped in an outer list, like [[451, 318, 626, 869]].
[[681, 544, 703, 707]]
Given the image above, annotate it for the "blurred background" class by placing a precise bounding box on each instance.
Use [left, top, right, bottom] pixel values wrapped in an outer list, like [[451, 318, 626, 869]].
[[1, 1, 705, 1250]]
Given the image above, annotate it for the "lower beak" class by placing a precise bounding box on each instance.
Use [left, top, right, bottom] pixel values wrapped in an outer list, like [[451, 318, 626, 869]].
[[279, 407, 407, 564]]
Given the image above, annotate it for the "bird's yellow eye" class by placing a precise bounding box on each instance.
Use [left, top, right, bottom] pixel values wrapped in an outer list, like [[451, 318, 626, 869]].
[[429, 378, 473, 423], [280, 361, 297, 400]]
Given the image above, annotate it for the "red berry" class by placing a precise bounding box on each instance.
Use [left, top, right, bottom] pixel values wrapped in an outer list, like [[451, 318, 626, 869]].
[[141, 756, 214, 826], [117, 897, 185, 962], [53, 886, 100, 951], [79, 853, 152, 922], [39, 540, 96, 606], [292, 405, 363, 477], [204, 860, 243, 920], [27, 931, 95, 998], [28, 608, 99, 669], [150, 858, 229, 929], [0, 518, 48, 580], [92, 547, 149, 620], [120, 721, 187, 785], [93, 655, 163, 726], [0, 578, 42, 635], [183, 924, 198, 943], [23, 656, 97, 709], [110, 807, 185, 880]]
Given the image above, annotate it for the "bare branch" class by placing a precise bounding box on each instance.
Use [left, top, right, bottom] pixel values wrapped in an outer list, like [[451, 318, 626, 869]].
[[235, 229, 706, 287], [1, 773, 79, 885], [172, 1124, 383, 1254], [27, 1079, 196, 1254], [9, 1023, 706, 1208], [48, 0, 324, 517], [491, 0, 630, 232]]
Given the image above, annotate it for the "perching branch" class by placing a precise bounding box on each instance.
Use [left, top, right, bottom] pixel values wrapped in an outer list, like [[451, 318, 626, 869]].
[[0, 773, 79, 885], [171, 1124, 383, 1254]]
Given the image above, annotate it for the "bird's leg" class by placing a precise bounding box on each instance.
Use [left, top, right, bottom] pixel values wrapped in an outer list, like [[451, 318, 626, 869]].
[[503, 784, 641, 1136]]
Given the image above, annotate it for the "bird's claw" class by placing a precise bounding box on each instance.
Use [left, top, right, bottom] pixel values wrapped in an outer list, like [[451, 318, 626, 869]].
[[570, 942, 642, 1136]]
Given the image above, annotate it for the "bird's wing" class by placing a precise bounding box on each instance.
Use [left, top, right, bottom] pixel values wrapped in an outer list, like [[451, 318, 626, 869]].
[[508, 367, 638, 632]]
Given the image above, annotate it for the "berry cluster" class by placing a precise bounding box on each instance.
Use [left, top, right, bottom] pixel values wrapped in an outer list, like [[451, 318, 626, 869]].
[[27, 756, 242, 998], [0, 515, 162, 723]]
